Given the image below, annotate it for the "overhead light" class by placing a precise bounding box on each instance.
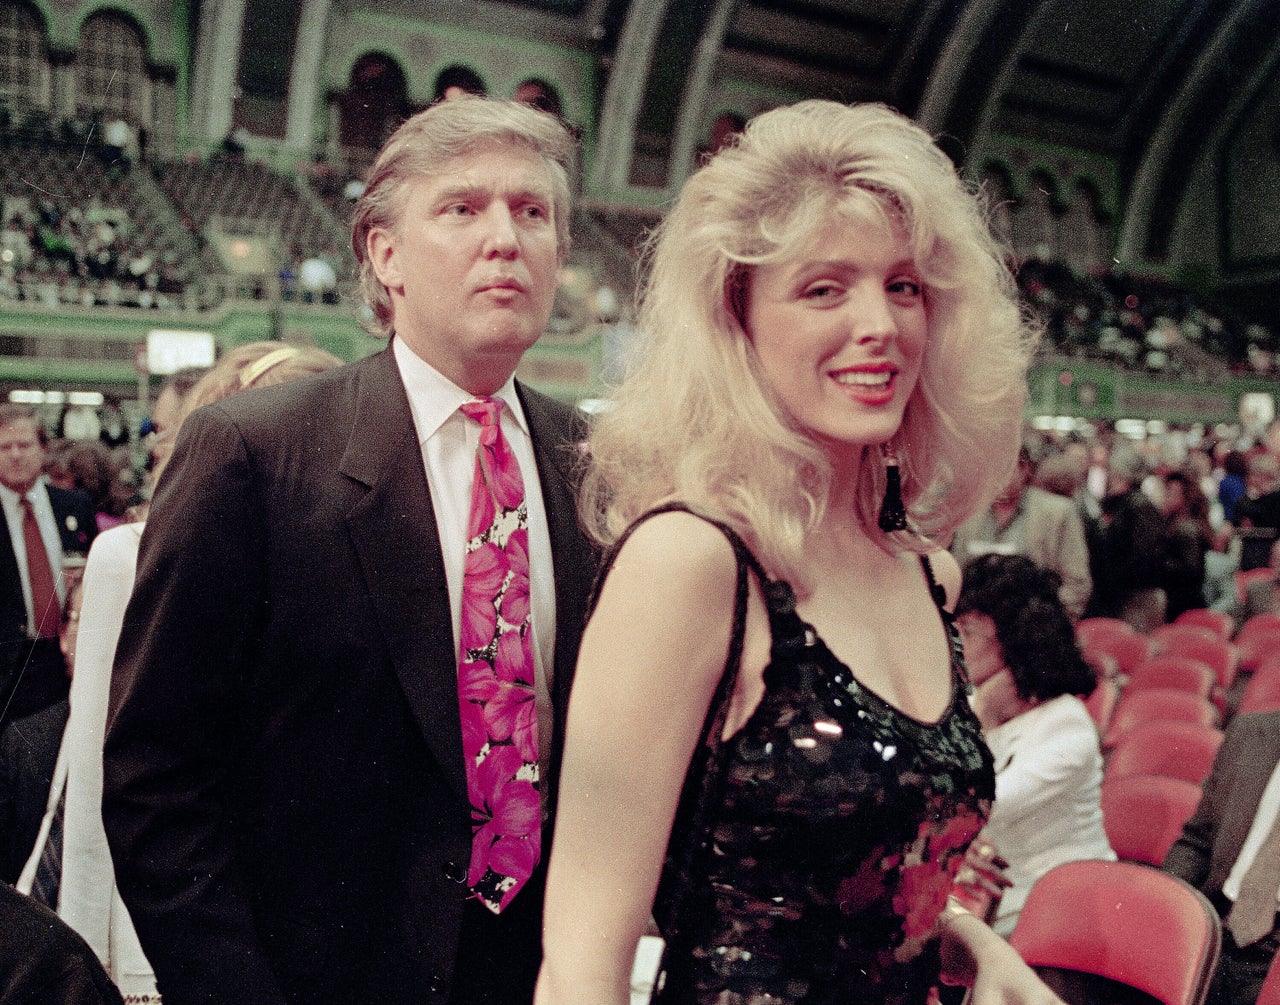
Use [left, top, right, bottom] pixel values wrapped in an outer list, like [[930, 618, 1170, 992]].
[[7, 390, 103, 406]]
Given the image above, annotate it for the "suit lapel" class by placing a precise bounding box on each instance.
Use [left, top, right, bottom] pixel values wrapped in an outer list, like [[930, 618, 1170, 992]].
[[340, 349, 467, 802]]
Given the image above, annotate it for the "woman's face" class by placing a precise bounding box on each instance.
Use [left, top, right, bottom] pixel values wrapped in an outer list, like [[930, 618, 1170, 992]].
[[954, 611, 1004, 688], [744, 213, 927, 461]]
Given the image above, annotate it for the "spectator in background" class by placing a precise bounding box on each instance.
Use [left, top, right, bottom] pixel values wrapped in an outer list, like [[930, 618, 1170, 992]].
[[1165, 710, 1280, 1005], [297, 255, 337, 304], [951, 441, 1093, 620], [46, 441, 128, 534], [0, 404, 96, 723], [1085, 445, 1167, 631], [142, 367, 207, 485], [1235, 452, 1280, 572], [1161, 469, 1215, 620], [1218, 450, 1249, 525], [955, 554, 1113, 938]]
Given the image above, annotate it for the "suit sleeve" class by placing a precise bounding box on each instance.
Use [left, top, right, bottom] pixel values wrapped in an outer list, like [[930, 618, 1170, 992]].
[[1162, 715, 1252, 890], [101, 408, 287, 1005], [1051, 503, 1093, 622]]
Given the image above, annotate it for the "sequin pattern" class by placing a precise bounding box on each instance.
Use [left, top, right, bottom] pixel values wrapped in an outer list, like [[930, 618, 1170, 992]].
[[653, 565, 995, 1005]]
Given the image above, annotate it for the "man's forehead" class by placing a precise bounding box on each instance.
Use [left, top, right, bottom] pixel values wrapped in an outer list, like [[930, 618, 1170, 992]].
[[0, 419, 39, 440], [411, 145, 555, 196]]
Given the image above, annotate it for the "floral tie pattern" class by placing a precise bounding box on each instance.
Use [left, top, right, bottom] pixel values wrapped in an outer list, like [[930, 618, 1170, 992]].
[[457, 398, 539, 914]]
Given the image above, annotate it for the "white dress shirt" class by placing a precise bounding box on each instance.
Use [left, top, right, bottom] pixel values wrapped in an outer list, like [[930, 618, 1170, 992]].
[[0, 479, 68, 633], [392, 338, 557, 787], [1224, 758, 1280, 908]]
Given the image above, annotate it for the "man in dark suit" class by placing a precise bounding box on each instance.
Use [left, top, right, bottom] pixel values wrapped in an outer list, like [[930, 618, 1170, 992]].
[[102, 98, 595, 1005], [0, 697, 67, 883], [0, 403, 95, 726], [1165, 710, 1280, 1004]]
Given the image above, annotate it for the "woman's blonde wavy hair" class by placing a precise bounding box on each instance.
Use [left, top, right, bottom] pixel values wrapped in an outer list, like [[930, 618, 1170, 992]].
[[581, 100, 1037, 589]]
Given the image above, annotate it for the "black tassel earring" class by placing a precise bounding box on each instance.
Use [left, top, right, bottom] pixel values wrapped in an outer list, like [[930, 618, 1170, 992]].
[[878, 445, 908, 532]]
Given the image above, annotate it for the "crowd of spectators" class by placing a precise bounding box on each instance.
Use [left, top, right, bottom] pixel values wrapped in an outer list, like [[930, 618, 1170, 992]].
[[1018, 251, 1279, 380], [966, 418, 1280, 635]]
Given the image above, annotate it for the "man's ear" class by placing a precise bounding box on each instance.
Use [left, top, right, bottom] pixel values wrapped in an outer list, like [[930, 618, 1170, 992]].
[[367, 228, 403, 292]]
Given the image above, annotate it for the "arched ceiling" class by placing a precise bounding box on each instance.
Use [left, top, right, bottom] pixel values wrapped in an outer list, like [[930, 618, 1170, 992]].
[[442, 0, 1279, 276]]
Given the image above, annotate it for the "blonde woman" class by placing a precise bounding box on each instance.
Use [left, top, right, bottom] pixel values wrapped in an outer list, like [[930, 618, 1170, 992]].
[[537, 102, 1054, 1004], [57, 343, 340, 1001]]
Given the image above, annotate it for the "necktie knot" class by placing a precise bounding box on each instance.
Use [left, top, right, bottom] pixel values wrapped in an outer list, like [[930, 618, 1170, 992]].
[[461, 399, 504, 449]]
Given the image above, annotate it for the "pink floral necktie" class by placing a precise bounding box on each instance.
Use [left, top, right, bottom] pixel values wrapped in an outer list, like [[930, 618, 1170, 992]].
[[457, 398, 540, 914]]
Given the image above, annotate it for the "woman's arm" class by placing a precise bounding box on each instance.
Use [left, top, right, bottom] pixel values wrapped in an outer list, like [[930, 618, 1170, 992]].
[[938, 902, 1063, 1004], [536, 512, 744, 1005]]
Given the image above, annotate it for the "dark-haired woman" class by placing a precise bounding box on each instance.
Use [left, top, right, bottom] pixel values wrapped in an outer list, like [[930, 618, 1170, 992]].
[[955, 554, 1115, 937]]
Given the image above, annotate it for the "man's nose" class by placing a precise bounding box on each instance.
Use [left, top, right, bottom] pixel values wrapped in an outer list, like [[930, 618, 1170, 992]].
[[482, 206, 520, 259]]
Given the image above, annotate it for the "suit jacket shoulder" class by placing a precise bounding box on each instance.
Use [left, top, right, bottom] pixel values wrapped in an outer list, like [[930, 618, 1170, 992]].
[[46, 485, 97, 555]]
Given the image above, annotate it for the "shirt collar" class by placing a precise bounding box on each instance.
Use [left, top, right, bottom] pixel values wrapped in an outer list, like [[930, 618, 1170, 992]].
[[0, 478, 43, 508], [392, 338, 529, 442]]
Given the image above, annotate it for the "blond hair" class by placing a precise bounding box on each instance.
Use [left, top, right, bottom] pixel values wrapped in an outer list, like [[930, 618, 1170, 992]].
[[351, 96, 575, 338], [182, 342, 343, 417], [582, 100, 1036, 588]]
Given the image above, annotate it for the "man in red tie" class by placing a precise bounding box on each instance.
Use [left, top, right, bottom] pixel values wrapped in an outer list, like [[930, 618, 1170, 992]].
[[103, 98, 595, 1005], [0, 403, 95, 725]]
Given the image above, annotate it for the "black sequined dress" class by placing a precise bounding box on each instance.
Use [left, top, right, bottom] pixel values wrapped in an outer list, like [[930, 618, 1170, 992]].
[[621, 507, 995, 1005]]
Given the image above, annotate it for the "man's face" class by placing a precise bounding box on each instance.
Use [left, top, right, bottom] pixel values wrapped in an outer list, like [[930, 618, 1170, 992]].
[[368, 143, 561, 395], [149, 385, 184, 472], [0, 418, 45, 494]]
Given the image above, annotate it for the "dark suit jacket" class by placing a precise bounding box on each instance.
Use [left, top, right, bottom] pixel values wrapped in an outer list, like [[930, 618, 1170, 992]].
[[1164, 709, 1280, 901], [0, 484, 96, 723], [102, 347, 596, 1005], [0, 881, 124, 1005], [0, 697, 67, 883], [0, 484, 95, 643]]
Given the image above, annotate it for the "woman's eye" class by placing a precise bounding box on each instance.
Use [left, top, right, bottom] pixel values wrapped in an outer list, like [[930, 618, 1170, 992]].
[[804, 283, 839, 299], [890, 278, 923, 297]]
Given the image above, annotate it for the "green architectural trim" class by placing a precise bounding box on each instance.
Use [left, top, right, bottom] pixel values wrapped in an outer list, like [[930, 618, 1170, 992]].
[[0, 304, 603, 401], [1028, 356, 1280, 424]]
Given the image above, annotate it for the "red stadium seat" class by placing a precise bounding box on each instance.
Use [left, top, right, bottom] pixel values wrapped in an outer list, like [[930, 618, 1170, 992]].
[[1239, 658, 1280, 716], [1009, 860, 1221, 1005], [1151, 622, 1218, 650], [1083, 676, 1120, 734], [1258, 951, 1280, 1005], [1103, 688, 1219, 749], [1154, 634, 1239, 692], [1101, 773, 1203, 866], [1125, 655, 1216, 699], [1237, 611, 1280, 644], [1233, 628, 1280, 674], [1079, 631, 1155, 678], [1105, 720, 1224, 786], [1174, 608, 1234, 640], [1078, 616, 1138, 646], [1235, 568, 1276, 606]]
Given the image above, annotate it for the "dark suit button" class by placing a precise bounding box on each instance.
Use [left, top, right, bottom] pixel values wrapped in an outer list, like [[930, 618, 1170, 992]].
[[442, 860, 466, 883]]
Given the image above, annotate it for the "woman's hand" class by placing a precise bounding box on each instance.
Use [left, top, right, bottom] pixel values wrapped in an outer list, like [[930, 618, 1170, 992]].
[[939, 906, 1064, 1005]]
